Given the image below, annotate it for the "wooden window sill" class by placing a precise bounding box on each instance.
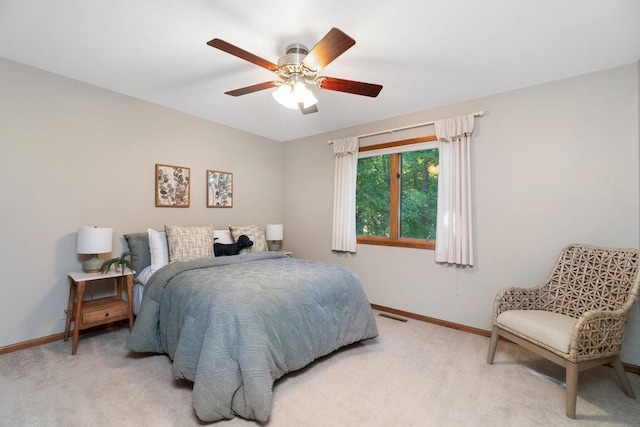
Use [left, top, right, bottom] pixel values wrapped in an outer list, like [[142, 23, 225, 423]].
[[357, 236, 435, 250]]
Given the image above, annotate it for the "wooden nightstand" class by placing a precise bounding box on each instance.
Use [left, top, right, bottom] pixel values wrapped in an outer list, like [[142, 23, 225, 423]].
[[64, 269, 134, 355]]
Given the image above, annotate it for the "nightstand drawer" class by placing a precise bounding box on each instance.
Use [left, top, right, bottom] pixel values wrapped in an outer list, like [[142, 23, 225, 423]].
[[81, 297, 128, 324]]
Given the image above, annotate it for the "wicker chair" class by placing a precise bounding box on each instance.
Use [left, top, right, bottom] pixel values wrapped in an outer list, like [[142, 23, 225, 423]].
[[487, 244, 639, 418]]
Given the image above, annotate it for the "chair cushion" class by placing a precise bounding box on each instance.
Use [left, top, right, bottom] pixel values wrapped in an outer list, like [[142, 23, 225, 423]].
[[497, 310, 577, 354]]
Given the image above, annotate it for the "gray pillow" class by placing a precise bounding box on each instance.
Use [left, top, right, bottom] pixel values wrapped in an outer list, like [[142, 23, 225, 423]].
[[124, 233, 150, 276]]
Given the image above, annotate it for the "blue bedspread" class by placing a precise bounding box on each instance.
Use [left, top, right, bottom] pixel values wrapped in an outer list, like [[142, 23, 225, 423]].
[[127, 252, 378, 422]]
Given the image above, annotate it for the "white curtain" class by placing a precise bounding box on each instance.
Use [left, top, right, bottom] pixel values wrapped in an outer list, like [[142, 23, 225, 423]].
[[435, 115, 475, 266], [331, 137, 359, 252]]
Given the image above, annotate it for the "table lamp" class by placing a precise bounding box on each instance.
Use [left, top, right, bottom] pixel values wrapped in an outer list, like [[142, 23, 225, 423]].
[[265, 224, 283, 251], [77, 226, 113, 273]]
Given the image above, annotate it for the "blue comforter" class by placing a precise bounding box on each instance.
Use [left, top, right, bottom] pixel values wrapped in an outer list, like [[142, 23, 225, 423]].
[[127, 252, 378, 422]]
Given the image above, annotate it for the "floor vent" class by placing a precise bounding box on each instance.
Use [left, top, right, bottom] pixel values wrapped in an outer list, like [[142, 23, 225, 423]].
[[378, 313, 408, 322]]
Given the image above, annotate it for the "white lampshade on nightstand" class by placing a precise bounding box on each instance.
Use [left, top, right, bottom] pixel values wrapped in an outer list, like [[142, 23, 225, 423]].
[[266, 224, 283, 251], [77, 226, 113, 273]]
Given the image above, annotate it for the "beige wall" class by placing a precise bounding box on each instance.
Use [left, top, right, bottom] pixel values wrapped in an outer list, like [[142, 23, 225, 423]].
[[0, 58, 283, 348], [282, 64, 640, 365], [2, 56, 639, 367]]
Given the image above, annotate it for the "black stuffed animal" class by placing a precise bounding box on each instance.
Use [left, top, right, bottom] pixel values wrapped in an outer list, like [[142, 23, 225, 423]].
[[214, 234, 253, 256]]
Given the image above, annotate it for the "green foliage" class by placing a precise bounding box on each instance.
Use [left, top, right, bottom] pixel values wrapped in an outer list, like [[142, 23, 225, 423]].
[[100, 252, 134, 274], [356, 155, 390, 236], [356, 148, 439, 240], [400, 149, 438, 239]]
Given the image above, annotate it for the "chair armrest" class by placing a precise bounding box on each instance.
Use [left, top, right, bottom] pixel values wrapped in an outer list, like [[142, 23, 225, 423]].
[[569, 309, 630, 361], [492, 286, 545, 322]]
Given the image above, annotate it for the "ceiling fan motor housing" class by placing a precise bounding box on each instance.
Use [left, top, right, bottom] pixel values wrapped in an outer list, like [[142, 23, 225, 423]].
[[278, 44, 309, 67], [276, 44, 317, 85]]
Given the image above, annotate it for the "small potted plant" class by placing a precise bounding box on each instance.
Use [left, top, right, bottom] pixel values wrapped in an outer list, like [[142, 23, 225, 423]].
[[100, 252, 134, 275]]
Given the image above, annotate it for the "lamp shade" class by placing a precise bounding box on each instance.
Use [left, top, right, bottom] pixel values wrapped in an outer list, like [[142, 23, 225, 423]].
[[266, 224, 283, 241], [77, 226, 113, 254]]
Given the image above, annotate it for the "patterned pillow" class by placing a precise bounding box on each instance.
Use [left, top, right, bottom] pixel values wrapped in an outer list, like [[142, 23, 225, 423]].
[[165, 225, 215, 262], [228, 225, 268, 253]]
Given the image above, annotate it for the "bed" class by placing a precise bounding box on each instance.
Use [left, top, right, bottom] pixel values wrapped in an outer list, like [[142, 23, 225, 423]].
[[124, 227, 379, 422]]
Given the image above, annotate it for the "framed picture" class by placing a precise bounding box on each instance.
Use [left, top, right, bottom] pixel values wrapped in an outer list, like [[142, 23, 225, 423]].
[[207, 170, 233, 208], [155, 163, 190, 207]]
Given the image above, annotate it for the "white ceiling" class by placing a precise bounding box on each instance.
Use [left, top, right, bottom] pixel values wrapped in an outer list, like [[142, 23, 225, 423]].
[[1, 0, 639, 142]]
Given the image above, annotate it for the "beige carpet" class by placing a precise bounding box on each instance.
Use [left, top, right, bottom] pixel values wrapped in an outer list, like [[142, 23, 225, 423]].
[[1, 311, 639, 426]]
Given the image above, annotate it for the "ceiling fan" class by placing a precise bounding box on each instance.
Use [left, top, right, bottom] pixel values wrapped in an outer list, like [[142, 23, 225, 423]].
[[207, 28, 383, 115]]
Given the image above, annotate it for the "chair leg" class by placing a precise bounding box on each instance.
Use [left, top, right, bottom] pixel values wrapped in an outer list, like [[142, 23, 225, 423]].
[[611, 356, 636, 398], [565, 362, 579, 419], [487, 327, 499, 365]]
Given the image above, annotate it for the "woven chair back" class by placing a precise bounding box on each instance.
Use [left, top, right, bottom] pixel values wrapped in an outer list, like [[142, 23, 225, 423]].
[[543, 244, 640, 318]]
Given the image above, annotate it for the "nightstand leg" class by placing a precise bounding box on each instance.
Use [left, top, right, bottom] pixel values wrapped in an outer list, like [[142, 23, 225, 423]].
[[64, 277, 75, 341], [71, 280, 86, 355], [125, 274, 134, 330]]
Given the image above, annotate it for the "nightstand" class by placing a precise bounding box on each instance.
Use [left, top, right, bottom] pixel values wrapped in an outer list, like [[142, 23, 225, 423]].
[[64, 269, 134, 355]]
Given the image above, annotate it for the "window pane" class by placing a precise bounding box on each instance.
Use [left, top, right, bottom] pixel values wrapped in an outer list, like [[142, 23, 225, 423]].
[[400, 149, 439, 239], [356, 155, 390, 236]]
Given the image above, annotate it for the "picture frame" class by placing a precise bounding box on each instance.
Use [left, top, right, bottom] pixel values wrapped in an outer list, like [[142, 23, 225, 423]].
[[207, 170, 233, 208], [155, 163, 190, 207]]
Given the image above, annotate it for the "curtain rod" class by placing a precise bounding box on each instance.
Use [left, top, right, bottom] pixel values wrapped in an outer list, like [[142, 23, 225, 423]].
[[328, 111, 484, 143], [357, 110, 484, 139]]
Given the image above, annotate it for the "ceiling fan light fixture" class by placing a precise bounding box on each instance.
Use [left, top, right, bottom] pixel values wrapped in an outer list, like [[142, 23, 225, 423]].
[[272, 80, 318, 110], [293, 81, 318, 108], [272, 84, 298, 109]]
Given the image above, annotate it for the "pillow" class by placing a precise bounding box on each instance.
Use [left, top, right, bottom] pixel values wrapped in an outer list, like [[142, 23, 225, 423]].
[[165, 224, 215, 262], [228, 225, 268, 253], [147, 228, 169, 268], [124, 233, 150, 276], [213, 229, 234, 244], [136, 265, 155, 286]]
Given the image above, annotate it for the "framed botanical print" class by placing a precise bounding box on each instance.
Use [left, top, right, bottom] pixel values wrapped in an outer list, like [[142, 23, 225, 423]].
[[155, 163, 190, 207], [207, 170, 233, 208]]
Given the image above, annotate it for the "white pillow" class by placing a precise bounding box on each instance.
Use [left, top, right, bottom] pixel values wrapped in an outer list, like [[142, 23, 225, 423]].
[[136, 265, 155, 286], [147, 228, 169, 268], [213, 229, 234, 244]]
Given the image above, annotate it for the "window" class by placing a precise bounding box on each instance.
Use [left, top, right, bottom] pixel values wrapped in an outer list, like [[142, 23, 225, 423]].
[[356, 136, 439, 249]]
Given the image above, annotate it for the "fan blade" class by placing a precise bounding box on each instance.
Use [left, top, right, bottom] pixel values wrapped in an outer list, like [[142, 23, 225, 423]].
[[318, 77, 383, 97], [299, 103, 318, 115], [207, 38, 278, 71], [225, 81, 277, 97], [302, 28, 355, 71]]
